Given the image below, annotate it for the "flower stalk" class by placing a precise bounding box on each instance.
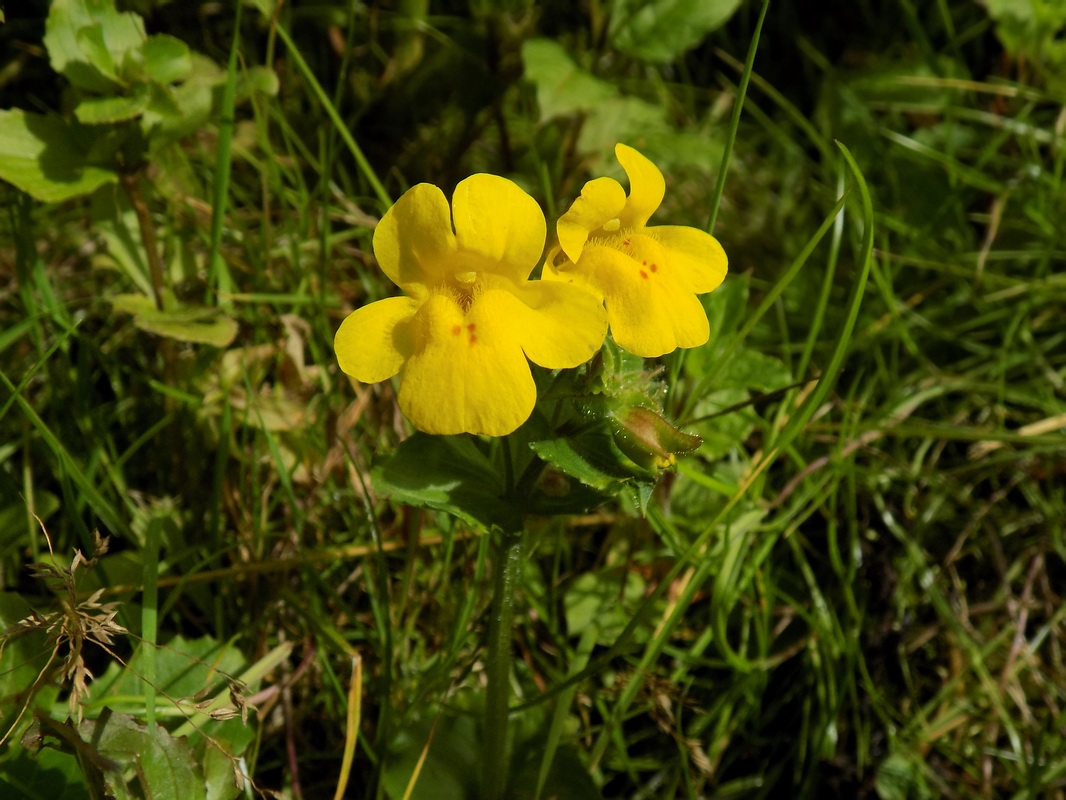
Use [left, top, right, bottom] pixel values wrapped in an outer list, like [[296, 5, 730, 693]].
[[483, 528, 522, 800]]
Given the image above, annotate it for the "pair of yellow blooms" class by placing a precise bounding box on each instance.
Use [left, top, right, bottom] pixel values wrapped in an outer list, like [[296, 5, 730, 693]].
[[335, 144, 728, 436]]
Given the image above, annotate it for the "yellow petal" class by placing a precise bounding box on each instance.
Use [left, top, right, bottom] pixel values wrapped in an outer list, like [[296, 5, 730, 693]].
[[373, 183, 456, 293], [615, 143, 665, 229], [556, 177, 627, 263], [398, 292, 536, 436], [652, 226, 728, 293], [451, 174, 546, 280], [498, 279, 607, 369], [335, 296, 421, 383], [577, 241, 709, 357]]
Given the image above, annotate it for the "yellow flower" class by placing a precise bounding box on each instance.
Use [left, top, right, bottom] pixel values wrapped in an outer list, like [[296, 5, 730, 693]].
[[335, 174, 608, 436], [546, 143, 728, 358]]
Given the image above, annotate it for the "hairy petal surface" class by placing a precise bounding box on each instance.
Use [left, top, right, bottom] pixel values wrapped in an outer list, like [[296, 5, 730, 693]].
[[397, 292, 537, 436], [451, 174, 547, 280], [373, 183, 456, 293], [616, 143, 665, 229], [335, 296, 421, 383], [556, 177, 627, 263]]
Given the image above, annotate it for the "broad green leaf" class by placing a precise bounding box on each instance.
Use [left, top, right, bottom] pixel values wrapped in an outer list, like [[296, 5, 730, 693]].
[[91, 193, 154, 295], [0, 594, 55, 726], [90, 634, 247, 703], [0, 746, 89, 800], [719, 348, 792, 393], [203, 743, 245, 800], [19, 713, 205, 800], [875, 752, 934, 800], [75, 92, 150, 125], [0, 109, 117, 203], [521, 38, 616, 121], [575, 95, 670, 159], [111, 294, 239, 347], [609, 0, 744, 63], [530, 431, 653, 492], [79, 712, 207, 800], [139, 34, 192, 85], [564, 570, 647, 642], [45, 0, 146, 92], [241, 66, 280, 98], [372, 434, 521, 532], [383, 713, 479, 800], [75, 24, 122, 86], [383, 694, 600, 800], [690, 387, 753, 460]]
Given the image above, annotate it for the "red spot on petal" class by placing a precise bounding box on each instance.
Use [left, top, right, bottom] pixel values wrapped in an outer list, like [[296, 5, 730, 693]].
[[650, 263, 658, 272], [469, 334, 478, 344], [467, 323, 476, 332], [451, 325, 462, 336], [640, 270, 649, 280]]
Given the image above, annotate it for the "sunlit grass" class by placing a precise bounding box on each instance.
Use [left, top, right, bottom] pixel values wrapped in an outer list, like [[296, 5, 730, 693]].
[[1, 1, 1064, 798]]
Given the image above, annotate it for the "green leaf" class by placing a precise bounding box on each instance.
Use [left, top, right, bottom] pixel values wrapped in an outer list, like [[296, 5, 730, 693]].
[[0, 109, 118, 203], [82, 712, 207, 800], [75, 92, 150, 125], [576, 95, 670, 158], [564, 570, 647, 642], [75, 24, 122, 86], [0, 746, 89, 800], [91, 635, 247, 702], [372, 434, 522, 532], [139, 34, 192, 85], [44, 0, 146, 92], [0, 594, 55, 727], [530, 431, 653, 492], [20, 712, 206, 800], [719, 348, 792, 393], [241, 66, 280, 98], [609, 0, 744, 63], [521, 38, 616, 121], [111, 294, 239, 347], [383, 713, 479, 800], [875, 752, 933, 800]]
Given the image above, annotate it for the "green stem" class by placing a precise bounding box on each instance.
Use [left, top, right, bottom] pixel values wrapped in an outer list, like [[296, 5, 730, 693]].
[[142, 520, 160, 729], [483, 529, 522, 800]]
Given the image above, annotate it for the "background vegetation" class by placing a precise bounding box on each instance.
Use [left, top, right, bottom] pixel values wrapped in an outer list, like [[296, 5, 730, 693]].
[[1, 0, 1064, 797]]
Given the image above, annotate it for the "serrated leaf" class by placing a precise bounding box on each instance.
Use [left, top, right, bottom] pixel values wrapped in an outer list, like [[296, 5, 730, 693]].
[[609, 0, 744, 63], [531, 431, 653, 492], [521, 38, 616, 121], [371, 434, 522, 532], [78, 712, 207, 800], [0, 109, 118, 203]]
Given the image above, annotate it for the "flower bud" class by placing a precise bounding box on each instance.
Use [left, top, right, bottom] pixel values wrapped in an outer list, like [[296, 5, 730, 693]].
[[609, 406, 701, 470]]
